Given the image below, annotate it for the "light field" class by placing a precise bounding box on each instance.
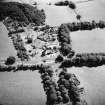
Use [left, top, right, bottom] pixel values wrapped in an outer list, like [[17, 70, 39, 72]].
[[68, 66, 105, 105], [71, 29, 105, 53], [0, 22, 16, 60]]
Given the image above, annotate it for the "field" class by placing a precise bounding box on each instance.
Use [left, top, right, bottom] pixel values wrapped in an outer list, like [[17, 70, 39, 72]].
[[68, 66, 105, 105], [0, 71, 46, 105], [71, 29, 105, 53], [0, 22, 16, 60]]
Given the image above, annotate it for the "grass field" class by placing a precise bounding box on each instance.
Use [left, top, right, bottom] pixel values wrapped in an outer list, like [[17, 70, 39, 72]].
[[71, 29, 105, 53], [0, 71, 46, 105], [68, 66, 105, 105], [0, 22, 16, 60]]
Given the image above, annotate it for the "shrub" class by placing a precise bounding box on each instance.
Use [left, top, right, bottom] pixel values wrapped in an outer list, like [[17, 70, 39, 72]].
[[98, 20, 105, 28], [27, 38, 32, 44], [5, 56, 16, 65]]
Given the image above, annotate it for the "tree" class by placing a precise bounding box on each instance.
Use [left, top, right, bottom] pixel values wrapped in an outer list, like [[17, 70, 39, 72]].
[[68, 1, 76, 9], [62, 94, 70, 103], [46, 92, 57, 105], [33, 2, 37, 5], [58, 24, 70, 44], [55, 55, 64, 63], [57, 96, 63, 103], [60, 43, 72, 56], [67, 50, 75, 58], [64, 73, 71, 80], [76, 15, 81, 21], [5, 56, 16, 65]]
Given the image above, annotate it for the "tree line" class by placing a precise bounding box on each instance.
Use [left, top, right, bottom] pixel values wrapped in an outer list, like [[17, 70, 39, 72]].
[[0, 63, 51, 72], [9, 33, 29, 61], [66, 20, 105, 32], [55, 0, 76, 10], [57, 16, 105, 59], [58, 24, 75, 57], [60, 53, 105, 68]]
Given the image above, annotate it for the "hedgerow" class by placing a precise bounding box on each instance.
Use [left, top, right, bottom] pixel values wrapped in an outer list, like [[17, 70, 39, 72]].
[[57, 23, 74, 57], [57, 20, 105, 58], [55, 0, 76, 9], [60, 53, 105, 68]]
